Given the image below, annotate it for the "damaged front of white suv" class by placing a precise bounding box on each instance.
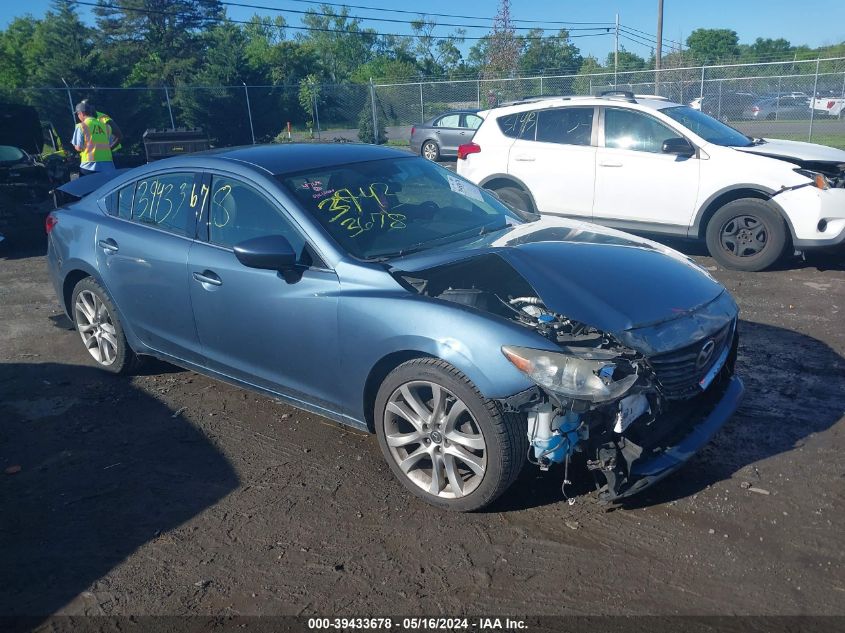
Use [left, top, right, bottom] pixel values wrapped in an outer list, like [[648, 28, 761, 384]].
[[393, 218, 744, 504]]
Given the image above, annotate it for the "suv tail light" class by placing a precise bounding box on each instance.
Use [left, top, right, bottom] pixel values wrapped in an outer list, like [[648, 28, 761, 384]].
[[45, 213, 58, 234], [458, 142, 481, 160], [411, 126, 415, 137]]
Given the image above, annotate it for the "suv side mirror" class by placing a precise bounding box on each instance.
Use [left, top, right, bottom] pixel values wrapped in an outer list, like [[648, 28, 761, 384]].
[[662, 137, 696, 157], [234, 235, 297, 271]]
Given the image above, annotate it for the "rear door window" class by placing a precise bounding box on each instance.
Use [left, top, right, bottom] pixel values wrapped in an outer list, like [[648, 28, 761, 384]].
[[436, 114, 461, 128], [117, 183, 133, 219], [463, 114, 483, 130], [131, 172, 198, 237], [535, 107, 594, 145]]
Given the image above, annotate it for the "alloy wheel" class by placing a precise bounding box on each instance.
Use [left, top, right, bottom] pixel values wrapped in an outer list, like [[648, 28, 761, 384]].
[[74, 289, 118, 366], [383, 380, 487, 499], [422, 142, 438, 161]]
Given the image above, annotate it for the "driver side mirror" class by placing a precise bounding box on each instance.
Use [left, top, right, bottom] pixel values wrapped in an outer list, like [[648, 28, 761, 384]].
[[662, 137, 696, 157], [234, 235, 297, 271]]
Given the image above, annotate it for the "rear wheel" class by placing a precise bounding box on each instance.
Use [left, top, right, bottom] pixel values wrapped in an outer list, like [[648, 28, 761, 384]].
[[705, 199, 788, 271], [71, 277, 139, 374], [421, 140, 440, 161], [374, 358, 527, 511], [493, 186, 536, 220]]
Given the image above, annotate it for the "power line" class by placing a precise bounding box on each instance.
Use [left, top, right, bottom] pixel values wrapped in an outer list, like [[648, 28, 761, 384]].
[[621, 23, 682, 48], [238, 0, 616, 26], [217, 1, 613, 32], [73, 1, 614, 41]]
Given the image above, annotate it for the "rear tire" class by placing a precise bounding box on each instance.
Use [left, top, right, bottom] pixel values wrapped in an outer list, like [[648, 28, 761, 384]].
[[493, 186, 536, 220], [421, 140, 440, 161], [705, 199, 788, 272], [71, 277, 139, 374], [374, 358, 527, 512]]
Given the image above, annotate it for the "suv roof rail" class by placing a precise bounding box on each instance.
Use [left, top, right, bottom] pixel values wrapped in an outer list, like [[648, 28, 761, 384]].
[[633, 94, 670, 101], [599, 90, 637, 102], [496, 95, 573, 108]]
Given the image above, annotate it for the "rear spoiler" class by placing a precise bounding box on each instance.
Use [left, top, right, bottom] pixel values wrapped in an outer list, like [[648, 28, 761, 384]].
[[56, 169, 133, 200]]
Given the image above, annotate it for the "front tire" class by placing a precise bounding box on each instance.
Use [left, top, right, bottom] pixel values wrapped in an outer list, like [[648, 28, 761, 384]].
[[71, 277, 138, 374], [421, 140, 440, 161], [705, 199, 788, 271], [374, 358, 527, 512]]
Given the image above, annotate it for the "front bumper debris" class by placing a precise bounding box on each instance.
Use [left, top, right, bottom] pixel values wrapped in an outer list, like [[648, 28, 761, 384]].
[[601, 375, 744, 502]]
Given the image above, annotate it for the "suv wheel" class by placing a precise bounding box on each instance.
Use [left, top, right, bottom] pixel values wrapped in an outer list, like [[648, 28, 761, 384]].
[[493, 186, 536, 219], [374, 358, 527, 511], [421, 140, 439, 161], [705, 199, 788, 272]]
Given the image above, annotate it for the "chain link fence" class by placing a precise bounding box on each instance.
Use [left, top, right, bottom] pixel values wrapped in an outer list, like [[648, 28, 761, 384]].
[[3, 57, 844, 155]]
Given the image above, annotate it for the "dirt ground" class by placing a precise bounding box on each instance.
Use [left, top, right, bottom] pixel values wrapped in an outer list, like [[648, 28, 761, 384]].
[[1, 234, 844, 622]]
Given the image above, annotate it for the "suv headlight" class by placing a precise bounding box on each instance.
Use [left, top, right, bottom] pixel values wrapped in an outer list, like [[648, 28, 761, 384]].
[[502, 345, 639, 403]]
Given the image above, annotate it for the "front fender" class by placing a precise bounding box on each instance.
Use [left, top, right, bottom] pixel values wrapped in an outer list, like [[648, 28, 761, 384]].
[[337, 293, 549, 424]]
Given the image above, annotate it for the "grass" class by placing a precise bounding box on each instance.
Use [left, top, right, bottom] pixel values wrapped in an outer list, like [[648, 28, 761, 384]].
[[763, 133, 845, 149], [386, 139, 410, 147]]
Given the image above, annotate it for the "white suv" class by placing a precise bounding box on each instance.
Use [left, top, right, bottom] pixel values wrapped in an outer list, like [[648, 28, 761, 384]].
[[457, 92, 845, 271]]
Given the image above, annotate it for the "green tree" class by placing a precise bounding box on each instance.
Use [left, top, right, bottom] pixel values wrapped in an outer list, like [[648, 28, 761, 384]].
[[685, 28, 740, 62], [605, 48, 648, 72], [573, 56, 604, 94], [298, 7, 377, 82], [409, 17, 464, 79], [482, 0, 519, 79], [519, 29, 583, 75], [93, 0, 225, 85], [357, 96, 386, 144]]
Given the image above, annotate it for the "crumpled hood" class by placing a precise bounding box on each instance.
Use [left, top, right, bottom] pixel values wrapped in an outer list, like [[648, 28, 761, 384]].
[[735, 138, 845, 164], [391, 217, 726, 334]]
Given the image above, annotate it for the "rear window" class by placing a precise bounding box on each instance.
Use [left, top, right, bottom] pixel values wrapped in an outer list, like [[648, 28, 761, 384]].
[[497, 111, 537, 140]]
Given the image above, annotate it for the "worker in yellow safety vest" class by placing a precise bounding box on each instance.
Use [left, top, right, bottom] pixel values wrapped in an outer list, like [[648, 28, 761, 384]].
[[80, 99, 123, 153], [71, 101, 115, 176]]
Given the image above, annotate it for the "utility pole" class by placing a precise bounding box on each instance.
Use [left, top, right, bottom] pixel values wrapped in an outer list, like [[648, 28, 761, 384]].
[[655, 0, 664, 95], [614, 13, 619, 88]]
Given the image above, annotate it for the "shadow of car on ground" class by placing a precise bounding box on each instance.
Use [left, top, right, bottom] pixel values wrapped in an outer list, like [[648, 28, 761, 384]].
[[0, 361, 239, 627]]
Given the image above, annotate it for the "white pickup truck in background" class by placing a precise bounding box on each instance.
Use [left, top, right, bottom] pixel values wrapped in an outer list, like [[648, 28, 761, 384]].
[[812, 96, 845, 117]]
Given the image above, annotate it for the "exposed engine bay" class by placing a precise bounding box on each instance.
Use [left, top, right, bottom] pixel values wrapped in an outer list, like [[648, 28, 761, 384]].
[[394, 253, 738, 504]]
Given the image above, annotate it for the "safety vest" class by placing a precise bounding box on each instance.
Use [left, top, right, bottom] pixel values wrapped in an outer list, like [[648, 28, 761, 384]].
[[96, 111, 121, 152], [77, 116, 113, 163]]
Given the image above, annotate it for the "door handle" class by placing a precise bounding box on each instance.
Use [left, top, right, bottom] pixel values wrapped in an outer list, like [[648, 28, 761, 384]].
[[192, 270, 222, 286], [599, 160, 623, 167], [514, 155, 535, 162], [98, 238, 119, 252]]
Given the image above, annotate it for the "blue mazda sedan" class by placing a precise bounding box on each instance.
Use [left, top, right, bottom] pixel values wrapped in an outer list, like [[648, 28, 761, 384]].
[[46, 144, 743, 511]]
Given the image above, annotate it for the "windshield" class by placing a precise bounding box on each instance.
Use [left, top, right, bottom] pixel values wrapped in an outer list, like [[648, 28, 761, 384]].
[[661, 106, 753, 147], [279, 156, 522, 260]]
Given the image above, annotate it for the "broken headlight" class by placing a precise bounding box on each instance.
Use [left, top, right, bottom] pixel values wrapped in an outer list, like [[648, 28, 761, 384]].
[[795, 168, 831, 190], [502, 345, 638, 403]]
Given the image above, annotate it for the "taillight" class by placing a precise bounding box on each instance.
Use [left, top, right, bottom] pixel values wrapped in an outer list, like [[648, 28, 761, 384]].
[[45, 214, 58, 234], [411, 126, 415, 137], [458, 142, 481, 160], [752, 106, 760, 113]]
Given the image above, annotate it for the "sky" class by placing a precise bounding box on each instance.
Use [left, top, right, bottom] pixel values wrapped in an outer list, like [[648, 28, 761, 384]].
[[1, 0, 843, 63]]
